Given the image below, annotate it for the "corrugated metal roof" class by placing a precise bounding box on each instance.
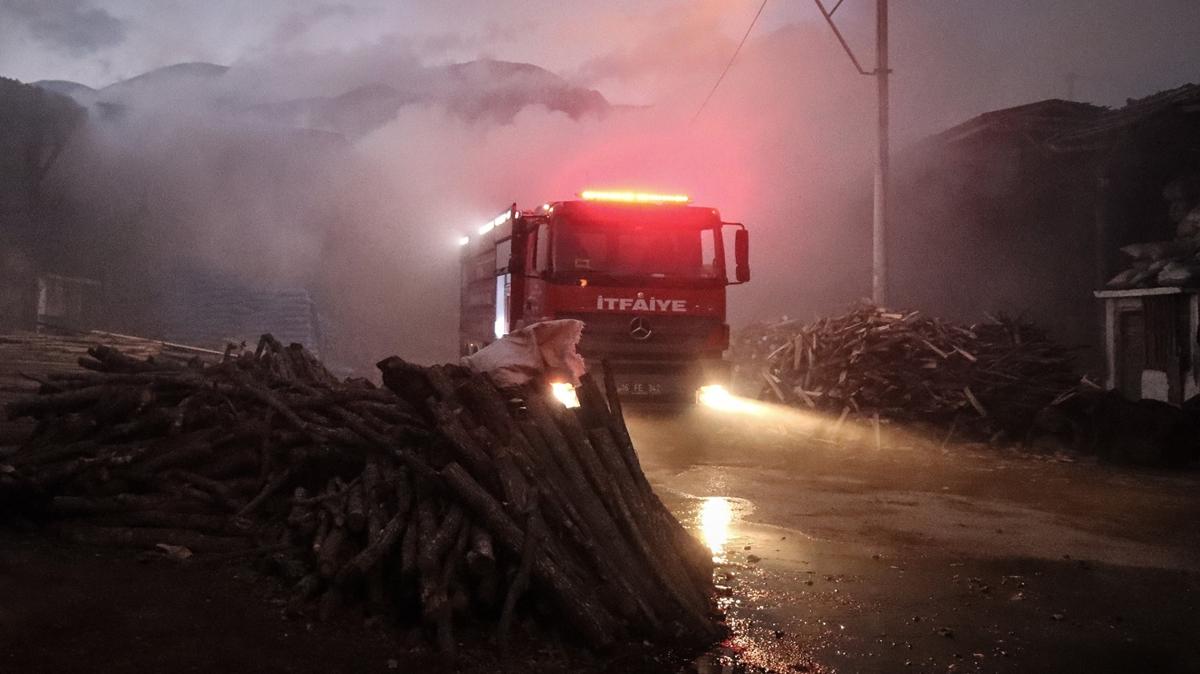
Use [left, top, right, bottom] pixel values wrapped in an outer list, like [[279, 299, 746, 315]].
[[158, 272, 322, 355], [1048, 84, 1200, 151], [930, 99, 1105, 147], [929, 83, 1200, 153]]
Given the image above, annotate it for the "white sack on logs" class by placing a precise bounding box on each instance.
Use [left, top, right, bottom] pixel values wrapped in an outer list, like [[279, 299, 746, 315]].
[[462, 319, 587, 387]]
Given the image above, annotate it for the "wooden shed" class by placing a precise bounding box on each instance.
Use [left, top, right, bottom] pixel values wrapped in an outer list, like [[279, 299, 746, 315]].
[[1094, 287, 1199, 404]]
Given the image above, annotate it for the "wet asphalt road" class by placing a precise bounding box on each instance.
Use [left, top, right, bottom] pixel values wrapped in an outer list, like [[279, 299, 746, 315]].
[[630, 403, 1200, 674]]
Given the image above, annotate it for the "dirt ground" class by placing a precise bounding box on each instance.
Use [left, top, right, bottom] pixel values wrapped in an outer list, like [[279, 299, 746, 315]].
[[3, 402, 1199, 673], [0, 530, 698, 674]]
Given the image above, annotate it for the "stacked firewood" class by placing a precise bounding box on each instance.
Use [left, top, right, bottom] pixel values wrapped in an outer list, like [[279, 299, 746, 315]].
[[734, 305, 1079, 440], [0, 336, 718, 652]]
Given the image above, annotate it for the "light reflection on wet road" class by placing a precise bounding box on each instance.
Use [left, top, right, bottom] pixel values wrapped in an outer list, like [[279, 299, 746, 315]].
[[670, 490, 839, 674], [699, 497, 734, 561], [628, 405, 1200, 674]]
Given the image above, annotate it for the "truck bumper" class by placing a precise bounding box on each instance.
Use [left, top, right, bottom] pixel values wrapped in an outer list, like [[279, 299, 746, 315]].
[[596, 357, 730, 406]]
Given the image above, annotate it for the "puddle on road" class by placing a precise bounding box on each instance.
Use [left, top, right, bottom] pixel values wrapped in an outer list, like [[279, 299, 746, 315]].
[[674, 493, 755, 561], [676, 494, 837, 674], [699, 497, 734, 561]]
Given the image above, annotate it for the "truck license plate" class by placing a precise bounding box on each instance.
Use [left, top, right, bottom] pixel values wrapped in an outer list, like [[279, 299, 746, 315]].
[[616, 381, 665, 396]]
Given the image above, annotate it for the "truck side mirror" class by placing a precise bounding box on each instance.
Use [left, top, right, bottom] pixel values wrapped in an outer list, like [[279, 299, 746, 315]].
[[734, 228, 750, 284]]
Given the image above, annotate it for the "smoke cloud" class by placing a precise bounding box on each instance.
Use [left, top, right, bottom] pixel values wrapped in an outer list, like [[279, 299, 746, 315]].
[[270, 4, 359, 49], [1, 0, 126, 57], [12, 0, 1200, 367]]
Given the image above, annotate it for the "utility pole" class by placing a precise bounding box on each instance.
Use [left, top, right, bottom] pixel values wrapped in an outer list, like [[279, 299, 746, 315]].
[[814, 0, 891, 305], [873, 0, 889, 305]]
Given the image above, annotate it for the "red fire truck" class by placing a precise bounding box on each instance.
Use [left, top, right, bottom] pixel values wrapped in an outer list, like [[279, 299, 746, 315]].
[[459, 190, 749, 405]]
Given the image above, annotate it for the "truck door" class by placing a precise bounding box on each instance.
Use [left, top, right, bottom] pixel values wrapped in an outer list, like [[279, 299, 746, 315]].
[[494, 237, 512, 339], [513, 220, 548, 327]]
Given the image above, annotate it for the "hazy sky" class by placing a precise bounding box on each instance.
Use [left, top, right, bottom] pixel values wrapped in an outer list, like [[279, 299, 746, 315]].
[[2, 1, 1197, 120]]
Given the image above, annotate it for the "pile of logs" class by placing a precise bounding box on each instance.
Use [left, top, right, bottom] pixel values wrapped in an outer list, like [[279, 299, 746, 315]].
[[0, 336, 718, 652], [733, 304, 1079, 440]]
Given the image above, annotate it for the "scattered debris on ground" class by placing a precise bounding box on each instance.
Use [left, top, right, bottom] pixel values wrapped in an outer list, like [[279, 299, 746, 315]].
[[732, 304, 1080, 441], [0, 335, 719, 654]]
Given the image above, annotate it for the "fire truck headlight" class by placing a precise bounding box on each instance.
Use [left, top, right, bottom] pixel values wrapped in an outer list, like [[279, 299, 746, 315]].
[[697, 384, 761, 414], [697, 384, 734, 408], [550, 382, 580, 409]]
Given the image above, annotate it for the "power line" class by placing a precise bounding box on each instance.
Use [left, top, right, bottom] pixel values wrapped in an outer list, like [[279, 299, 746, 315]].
[[690, 0, 770, 125]]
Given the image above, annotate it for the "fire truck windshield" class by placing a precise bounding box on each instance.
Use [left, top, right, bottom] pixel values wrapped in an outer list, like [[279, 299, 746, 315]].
[[552, 224, 722, 283]]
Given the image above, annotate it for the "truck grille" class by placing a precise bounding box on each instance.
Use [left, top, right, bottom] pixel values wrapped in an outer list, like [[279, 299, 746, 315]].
[[556, 313, 724, 358]]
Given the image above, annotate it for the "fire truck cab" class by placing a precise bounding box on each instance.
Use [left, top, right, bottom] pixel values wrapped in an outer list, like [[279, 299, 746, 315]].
[[459, 190, 749, 405]]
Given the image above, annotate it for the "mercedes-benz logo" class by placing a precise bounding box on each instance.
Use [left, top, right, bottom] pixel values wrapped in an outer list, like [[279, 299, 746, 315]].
[[629, 316, 653, 341]]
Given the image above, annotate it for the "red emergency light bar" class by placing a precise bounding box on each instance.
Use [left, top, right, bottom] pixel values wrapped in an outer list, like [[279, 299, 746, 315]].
[[579, 190, 690, 204]]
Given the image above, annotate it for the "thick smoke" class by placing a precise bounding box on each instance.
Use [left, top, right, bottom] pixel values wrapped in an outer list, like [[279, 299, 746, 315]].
[[270, 4, 359, 49], [21, 0, 1200, 367], [1, 0, 126, 57]]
